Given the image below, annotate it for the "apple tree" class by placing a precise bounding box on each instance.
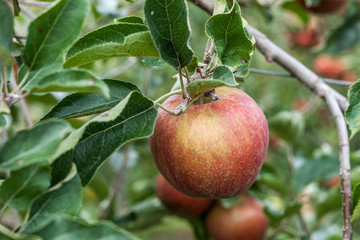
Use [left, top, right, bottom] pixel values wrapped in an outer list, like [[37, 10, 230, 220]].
[[0, 0, 360, 239]]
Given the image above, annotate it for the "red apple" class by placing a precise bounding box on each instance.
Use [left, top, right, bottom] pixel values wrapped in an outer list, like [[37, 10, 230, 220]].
[[149, 86, 269, 198], [341, 70, 358, 82], [313, 54, 345, 79], [205, 194, 269, 240], [295, 0, 347, 14], [290, 29, 319, 48], [155, 173, 214, 218]]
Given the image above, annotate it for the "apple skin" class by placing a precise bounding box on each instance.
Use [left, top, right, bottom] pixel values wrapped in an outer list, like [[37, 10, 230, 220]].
[[155, 174, 214, 218], [149, 86, 269, 198], [313, 54, 345, 79], [205, 194, 268, 240], [295, 0, 347, 14]]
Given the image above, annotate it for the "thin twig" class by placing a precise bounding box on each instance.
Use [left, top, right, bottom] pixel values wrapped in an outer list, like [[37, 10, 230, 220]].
[[188, 1, 352, 239], [249, 68, 354, 86]]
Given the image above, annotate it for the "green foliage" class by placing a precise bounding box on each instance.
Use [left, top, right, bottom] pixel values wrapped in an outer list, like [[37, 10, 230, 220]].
[[43, 80, 139, 119], [213, 66, 237, 86], [0, 0, 15, 61], [22, 175, 82, 233], [268, 111, 305, 143], [205, 2, 255, 68], [64, 22, 159, 68], [293, 155, 339, 195], [345, 80, 360, 139], [34, 216, 141, 240], [352, 182, 360, 224], [0, 120, 73, 171], [324, 6, 360, 53], [0, 164, 51, 210], [144, 0, 193, 68], [186, 79, 233, 99], [23, 0, 89, 71], [0, 114, 6, 127], [51, 92, 157, 186]]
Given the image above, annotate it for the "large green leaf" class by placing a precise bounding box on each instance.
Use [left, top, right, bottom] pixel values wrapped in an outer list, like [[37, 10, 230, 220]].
[[0, 119, 73, 171], [43, 80, 139, 120], [324, 9, 360, 53], [0, 0, 15, 60], [144, 0, 193, 68], [51, 91, 158, 186], [22, 175, 82, 233], [0, 164, 51, 210], [23, 0, 89, 71], [205, 2, 255, 67], [345, 80, 360, 140], [34, 216, 140, 240], [0, 225, 41, 240], [28, 69, 110, 97], [64, 23, 159, 68]]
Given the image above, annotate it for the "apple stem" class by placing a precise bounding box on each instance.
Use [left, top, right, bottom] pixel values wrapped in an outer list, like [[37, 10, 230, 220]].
[[153, 89, 182, 106], [155, 103, 176, 115], [178, 68, 187, 99]]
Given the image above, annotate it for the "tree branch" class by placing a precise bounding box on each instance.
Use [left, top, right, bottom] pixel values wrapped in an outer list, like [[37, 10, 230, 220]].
[[189, 1, 352, 239]]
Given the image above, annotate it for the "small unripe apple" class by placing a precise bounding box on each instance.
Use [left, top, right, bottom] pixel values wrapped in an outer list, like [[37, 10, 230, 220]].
[[149, 86, 269, 198], [205, 194, 269, 240], [155, 173, 213, 218], [295, 0, 347, 14], [313, 54, 345, 79], [290, 29, 319, 48]]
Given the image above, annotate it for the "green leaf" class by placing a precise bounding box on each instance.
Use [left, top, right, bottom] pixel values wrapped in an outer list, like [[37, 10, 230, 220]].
[[0, 164, 51, 210], [28, 69, 110, 97], [34, 216, 140, 240], [0, 225, 41, 240], [324, 11, 360, 54], [353, 182, 360, 210], [0, 0, 15, 59], [293, 155, 339, 195], [268, 110, 305, 143], [51, 91, 158, 186], [213, 66, 238, 86], [0, 114, 6, 127], [281, 1, 310, 25], [22, 175, 82, 233], [64, 24, 159, 68], [186, 56, 199, 74], [205, 2, 255, 67], [114, 16, 144, 24], [18, 63, 62, 92], [186, 79, 234, 99], [138, 57, 167, 69], [23, 0, 89, 71], [42, 80, 139, 120], [0, 119, 73, 171], [233, 61, 250, 79], [114, 197, 166, 230], [144, 0, 193, 68], [345, 80, 360, 140], [352, 182, 360, 223]]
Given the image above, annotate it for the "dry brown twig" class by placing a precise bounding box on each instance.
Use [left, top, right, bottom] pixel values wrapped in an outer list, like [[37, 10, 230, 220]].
[[189, 0, 352, 239]]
